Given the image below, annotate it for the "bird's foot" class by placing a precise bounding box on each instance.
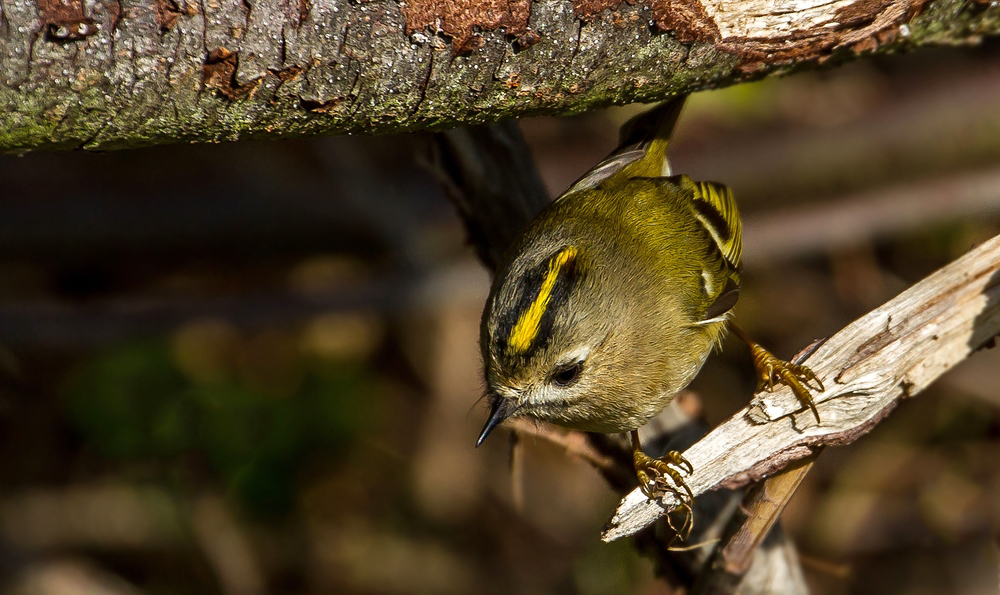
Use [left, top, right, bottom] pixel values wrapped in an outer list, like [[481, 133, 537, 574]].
[[633, 447, 695, 539], [749, 343, 825, 423]]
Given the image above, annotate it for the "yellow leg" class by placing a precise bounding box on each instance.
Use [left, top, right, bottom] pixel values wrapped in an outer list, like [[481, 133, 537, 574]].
[[632, 430, 695, 539], [730, 323, 825, 423]]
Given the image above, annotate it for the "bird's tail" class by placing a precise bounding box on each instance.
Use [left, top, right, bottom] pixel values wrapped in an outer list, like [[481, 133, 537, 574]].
[[615, 94, 688, 178], [562, 95, 688, 196]]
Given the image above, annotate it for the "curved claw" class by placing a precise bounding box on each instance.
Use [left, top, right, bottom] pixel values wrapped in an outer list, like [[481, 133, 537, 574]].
[[635, 454, 695, 540], [630, 431, 696, 539], [637, 468, 655, 497], [664, 450, 694, 476], [634, 449, 695, 507], [778, 367, 821, 423], [749, 345, 824, 423]]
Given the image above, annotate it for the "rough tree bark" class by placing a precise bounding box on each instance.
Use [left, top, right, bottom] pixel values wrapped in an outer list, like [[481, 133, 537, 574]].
[[1, 0, 999, 153]]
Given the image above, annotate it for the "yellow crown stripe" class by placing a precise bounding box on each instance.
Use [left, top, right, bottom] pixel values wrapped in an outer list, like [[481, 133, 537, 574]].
[[508, 247, 578, 354]]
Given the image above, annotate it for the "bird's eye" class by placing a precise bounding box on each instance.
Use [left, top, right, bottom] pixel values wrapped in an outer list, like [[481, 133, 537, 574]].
[[551, 361, 583, 387]]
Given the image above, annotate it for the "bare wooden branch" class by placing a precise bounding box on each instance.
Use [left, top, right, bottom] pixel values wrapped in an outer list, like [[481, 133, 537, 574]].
[[604, 232, 1000, 541], [427, 122, 550, 270], [692, 457, 818, 594]]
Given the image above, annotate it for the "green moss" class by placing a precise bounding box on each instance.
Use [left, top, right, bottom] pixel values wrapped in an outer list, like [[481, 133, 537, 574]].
[[2, 0, 998, 154], [62, 340, 379, 517]]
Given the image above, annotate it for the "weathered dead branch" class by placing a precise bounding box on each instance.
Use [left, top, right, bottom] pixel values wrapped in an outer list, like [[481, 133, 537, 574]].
[[604, 232, 1000, 541]]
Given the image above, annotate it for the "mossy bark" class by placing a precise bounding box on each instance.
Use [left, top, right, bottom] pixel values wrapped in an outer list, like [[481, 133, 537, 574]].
[[1, 0, 998, 153]]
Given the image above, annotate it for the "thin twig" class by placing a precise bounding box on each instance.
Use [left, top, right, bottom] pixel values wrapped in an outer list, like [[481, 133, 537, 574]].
[[714, 456, 817, 577], [742, 167, 1000, 267], [507, 418, 636, 493]]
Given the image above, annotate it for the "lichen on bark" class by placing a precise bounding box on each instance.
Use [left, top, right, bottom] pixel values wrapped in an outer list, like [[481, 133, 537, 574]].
[[0, 0, 998, 153]]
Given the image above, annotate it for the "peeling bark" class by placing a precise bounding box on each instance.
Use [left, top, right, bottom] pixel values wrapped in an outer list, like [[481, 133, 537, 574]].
[[1, 0, 999, 153]]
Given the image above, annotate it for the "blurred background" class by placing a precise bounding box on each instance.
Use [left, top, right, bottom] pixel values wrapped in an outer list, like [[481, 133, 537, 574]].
[[1, 39, 1000, 595]]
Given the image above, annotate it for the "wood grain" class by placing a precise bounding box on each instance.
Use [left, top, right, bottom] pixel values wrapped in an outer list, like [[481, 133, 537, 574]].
[[603, 233, 1000, 541]]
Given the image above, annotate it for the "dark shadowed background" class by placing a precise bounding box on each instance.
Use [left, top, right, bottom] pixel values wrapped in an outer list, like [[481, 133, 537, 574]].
[[1, 41, 1000, 595]]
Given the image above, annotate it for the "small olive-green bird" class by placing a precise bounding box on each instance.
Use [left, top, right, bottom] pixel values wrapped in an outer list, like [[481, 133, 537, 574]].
[[476, 96, 822, 505]]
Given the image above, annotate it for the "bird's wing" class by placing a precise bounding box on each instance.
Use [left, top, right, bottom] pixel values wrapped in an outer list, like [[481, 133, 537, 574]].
[[684, 179, 743, 322], [689, 180, 742, 272]]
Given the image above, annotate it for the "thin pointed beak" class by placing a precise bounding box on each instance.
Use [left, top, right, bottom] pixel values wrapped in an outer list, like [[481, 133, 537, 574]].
[[476, 396, 513, 447]]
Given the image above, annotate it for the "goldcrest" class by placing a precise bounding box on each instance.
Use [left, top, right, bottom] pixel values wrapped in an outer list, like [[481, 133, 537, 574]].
[[475, 96, 822, 507]]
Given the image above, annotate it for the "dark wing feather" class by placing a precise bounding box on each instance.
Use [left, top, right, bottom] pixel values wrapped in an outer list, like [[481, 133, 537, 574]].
[[690, 181, 742, 272], [685, 179, 742, 321]]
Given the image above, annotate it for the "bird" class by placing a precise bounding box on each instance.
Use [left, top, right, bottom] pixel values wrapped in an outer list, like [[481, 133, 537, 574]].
[[475, 95, 823, 524]]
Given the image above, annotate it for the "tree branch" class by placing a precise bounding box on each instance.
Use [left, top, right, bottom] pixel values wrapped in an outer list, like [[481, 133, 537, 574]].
[[693, 456, 817, 594], [742, 167, 1000, 267], [2, 0, 999, 153], [604, 232, 1000, 541]]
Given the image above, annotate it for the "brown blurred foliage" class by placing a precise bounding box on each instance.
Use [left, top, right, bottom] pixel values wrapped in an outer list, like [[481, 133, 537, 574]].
[[0, 43, 1000, 595]]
